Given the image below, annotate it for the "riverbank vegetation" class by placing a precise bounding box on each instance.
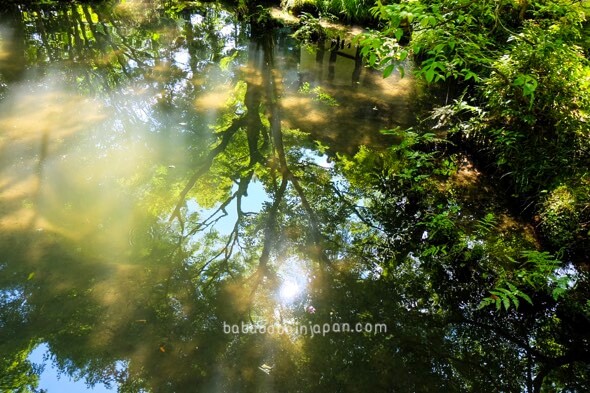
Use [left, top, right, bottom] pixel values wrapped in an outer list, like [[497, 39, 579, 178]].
[[280, 0, 590, 262], [358, 0, 590, 261], [287, 1, 590, 389], [225, 0, 590, 257], [243, 0, 590, 317]]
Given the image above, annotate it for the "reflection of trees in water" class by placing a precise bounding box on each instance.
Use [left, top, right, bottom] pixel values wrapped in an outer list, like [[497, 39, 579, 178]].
[[0, 3, 353, 391], [0, 2, 588, 393]]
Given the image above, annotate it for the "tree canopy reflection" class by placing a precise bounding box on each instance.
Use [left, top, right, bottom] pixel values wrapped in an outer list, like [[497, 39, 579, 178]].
[[0, 2, 588, 393]]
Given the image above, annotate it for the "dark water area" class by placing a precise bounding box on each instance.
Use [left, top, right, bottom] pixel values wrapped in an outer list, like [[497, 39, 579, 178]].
[[0, 2, 585, 393]]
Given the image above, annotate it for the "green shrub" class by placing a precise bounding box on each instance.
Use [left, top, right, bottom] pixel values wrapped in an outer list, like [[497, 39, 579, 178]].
[[283, 0, 320, 16], [540, 185, 580, 248]]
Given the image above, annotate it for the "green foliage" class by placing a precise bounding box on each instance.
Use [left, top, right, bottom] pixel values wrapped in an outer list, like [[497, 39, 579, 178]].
[[512, 74, 538, 107], [539, 184, 581, 248], [283, 0, 320, 15], [475, 212, 497, 236], [298, 81, 339, 106], [318, 0, 374, 22], [517, 250, 562, 287], [517, 251, 577, 302], [348, 135, 589, 389], [359, 0, 590, 261], [356, 0, 497, 83], [478, 250, 576, 311], [219, 51, 239, 71], [482, 21, 589, 191], [0, 347, 40, 393], [285, 0, 375, 22], [291, 11, 337, 43], [478, 282, 533, 311]]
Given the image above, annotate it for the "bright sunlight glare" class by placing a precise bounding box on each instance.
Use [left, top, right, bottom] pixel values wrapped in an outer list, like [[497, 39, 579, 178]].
[[279, 281, 301, 302], [276, 257, 309, 305]]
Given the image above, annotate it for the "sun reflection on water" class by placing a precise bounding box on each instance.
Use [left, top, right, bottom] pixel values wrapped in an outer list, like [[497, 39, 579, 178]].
[[276, 257, 309, 305], [279, 281, 301, 302]]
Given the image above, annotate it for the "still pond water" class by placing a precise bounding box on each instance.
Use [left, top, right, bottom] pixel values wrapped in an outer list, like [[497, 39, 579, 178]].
[[0, 2, 541, 392]]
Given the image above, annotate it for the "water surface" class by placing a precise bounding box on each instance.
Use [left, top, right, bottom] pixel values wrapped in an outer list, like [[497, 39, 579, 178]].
[[0, 2, 418, 391], [0, 2, 550, 393]]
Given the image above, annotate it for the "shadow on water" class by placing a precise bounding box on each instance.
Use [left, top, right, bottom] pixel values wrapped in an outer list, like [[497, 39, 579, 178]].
[[1, 2, 586, 393]]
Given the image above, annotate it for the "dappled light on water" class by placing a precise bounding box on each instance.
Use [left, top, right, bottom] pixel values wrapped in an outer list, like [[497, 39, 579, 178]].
[[0, 1, 585, 392], [0, 2, 490, 392], [0, 77, 152, 239]]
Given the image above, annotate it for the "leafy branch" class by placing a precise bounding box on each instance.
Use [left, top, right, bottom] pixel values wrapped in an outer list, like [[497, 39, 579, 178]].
[[478, 250, 573, 311]]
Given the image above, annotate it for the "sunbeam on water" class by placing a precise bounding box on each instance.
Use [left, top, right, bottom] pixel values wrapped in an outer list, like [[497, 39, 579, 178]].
[[276, 257, 309, 305], [279, 281, 301, 302]]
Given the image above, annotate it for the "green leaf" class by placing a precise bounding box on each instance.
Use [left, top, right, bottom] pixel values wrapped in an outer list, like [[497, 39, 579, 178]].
[[383, 63, 395, 78], [552, 286, 567, 300], [398, 66, 405, 78], [433, 43, 445, 53], [369, 53, 377, 66], [502, 289, 519, 309], [425, 68, 435, 83], [477, 298, 492, 309], [511, 295, 520, 309], [219, 52, 238, 71], [95, 23, 105, 35], [518, 291, 533, 305], [464, 70, 478, 81]]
